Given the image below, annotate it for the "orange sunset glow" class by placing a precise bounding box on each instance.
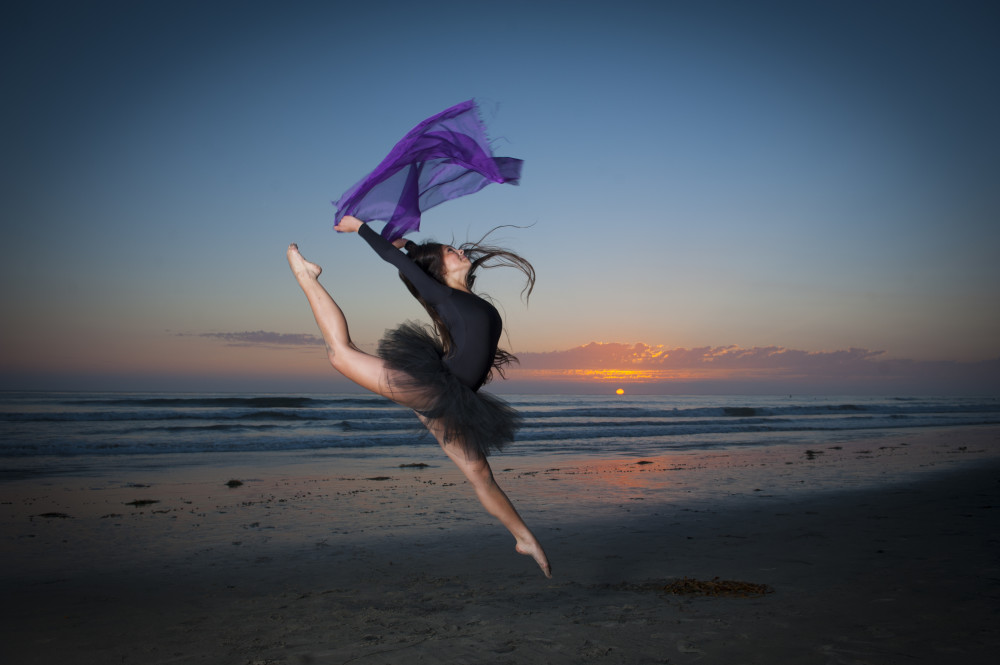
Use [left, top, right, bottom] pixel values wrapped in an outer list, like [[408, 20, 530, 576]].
[[4, 327, 997, 394]]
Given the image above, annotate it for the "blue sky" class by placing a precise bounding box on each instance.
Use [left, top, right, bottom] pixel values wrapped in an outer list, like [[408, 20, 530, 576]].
[[2, 0, 998, 393]]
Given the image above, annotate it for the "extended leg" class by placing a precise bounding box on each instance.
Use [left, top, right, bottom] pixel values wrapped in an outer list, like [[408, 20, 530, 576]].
[[420, 414, 552, 578], [287, 243, 425, 404]]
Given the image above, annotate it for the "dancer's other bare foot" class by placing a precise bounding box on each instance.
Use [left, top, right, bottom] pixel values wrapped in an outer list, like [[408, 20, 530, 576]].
[[287, 243, 322, 280], [516, 538, 552, 578]]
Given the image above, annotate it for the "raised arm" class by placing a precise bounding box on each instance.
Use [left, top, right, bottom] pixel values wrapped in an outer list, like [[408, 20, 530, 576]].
[[336, 216, 448, 303]]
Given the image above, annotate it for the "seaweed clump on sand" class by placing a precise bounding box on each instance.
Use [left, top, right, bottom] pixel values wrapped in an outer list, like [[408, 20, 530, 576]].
[[659, 577, 773, 598], [621, 577, 774, 598]]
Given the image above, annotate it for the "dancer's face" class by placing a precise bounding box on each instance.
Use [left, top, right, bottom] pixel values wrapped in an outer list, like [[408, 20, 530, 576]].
[[441, 245, 470, 281], [443, 245, 468, 266]]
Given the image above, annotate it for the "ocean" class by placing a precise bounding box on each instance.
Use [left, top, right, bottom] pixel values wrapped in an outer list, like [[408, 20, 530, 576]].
[[2, 392, 998, 462]]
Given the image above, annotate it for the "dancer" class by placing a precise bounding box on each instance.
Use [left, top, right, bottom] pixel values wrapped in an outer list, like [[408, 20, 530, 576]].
[[287, 214, 551, 577]]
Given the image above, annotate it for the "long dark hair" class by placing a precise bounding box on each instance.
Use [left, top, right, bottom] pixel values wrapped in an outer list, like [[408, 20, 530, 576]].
[[399, 228, 535, 383]]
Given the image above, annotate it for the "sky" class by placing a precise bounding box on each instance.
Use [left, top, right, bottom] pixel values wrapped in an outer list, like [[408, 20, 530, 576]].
[[2, 0, 998, 395]]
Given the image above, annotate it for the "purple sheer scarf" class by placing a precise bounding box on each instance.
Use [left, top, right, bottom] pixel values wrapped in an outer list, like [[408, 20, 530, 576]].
[[333, 100, 522, 242]]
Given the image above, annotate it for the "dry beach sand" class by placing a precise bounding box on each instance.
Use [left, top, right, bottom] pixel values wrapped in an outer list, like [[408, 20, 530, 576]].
[[2, 425, 998, 664]]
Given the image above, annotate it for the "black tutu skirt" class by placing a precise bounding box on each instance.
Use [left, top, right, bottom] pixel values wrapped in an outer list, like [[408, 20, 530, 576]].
[[376, 321, 521, 459]]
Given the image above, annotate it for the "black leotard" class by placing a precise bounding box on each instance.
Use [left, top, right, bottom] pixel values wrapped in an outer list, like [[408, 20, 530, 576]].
[[359, 224, 502, 390]]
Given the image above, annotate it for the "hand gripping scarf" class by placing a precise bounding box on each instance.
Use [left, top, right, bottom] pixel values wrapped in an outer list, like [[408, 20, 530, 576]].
[[333, 100, 523, 242]]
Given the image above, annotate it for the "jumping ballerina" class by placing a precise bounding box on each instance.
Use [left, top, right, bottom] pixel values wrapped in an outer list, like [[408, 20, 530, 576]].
[[287, 214, 551, 577]]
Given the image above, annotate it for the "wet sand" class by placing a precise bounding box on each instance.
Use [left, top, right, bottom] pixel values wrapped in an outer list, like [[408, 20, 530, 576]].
[[2, 426, 998, 664]]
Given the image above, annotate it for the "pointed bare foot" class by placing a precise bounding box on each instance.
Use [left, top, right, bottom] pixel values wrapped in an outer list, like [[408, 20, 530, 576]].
[[516, 539, 552, 578], [287, 243, 322, 280]]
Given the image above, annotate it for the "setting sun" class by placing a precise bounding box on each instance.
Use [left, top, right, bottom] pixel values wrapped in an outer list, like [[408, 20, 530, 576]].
[[616, 388, 625, 395]]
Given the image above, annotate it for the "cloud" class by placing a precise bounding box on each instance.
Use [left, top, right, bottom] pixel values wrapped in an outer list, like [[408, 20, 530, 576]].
[[195, 331, 323, 347], [193, 333, 999, 393], [511, 342, 1000, 393], [518, 342, 883, 371], [517, 342, 886, 373]]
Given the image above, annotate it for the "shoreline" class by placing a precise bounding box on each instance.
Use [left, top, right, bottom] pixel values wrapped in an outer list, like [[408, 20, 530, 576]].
[[3, 425, 999, 664]]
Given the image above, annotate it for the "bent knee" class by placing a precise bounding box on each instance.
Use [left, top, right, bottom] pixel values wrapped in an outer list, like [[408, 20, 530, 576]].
[[326, 345, 339, 367], [324, 344, 390, 397], [326, 342, 359, 370]]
